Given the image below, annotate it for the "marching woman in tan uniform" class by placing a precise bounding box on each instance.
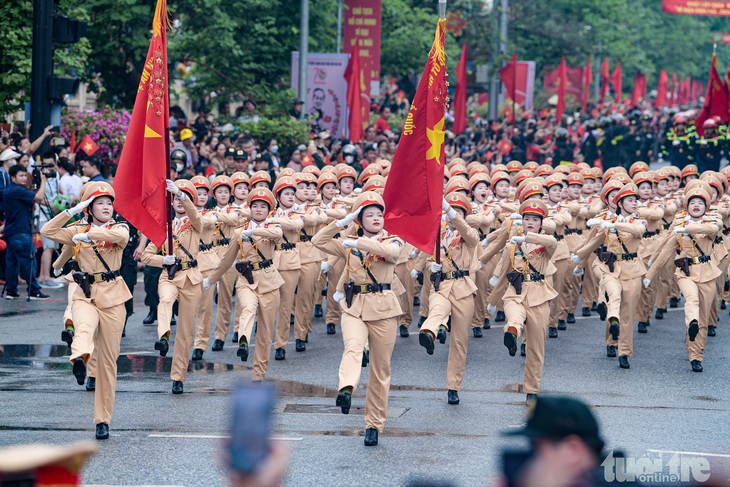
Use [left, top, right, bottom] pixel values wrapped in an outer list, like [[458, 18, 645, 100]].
[[312, 191, 403, 446], [41, 182, 131, 439], [191, 175, 219, 361], [270, 175, 304, 360], [645, 187, 720, 372], [292, 172, 326, 348], [573, 184, 647, 369], [141, 180, 203, 394], [487, 199, 557, 401], [203, 188, 284, 381], [418, 193, 479, 406]]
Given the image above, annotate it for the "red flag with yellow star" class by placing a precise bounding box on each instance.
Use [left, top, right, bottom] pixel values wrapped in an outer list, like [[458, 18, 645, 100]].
[[383, 18, 447, 254], [113, 0, 169, 247], [77, 134, 98, 156]]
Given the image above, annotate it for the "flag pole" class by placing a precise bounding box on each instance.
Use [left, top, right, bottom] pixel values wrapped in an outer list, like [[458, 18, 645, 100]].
[[435, 0, 447, 266], [512, 53, 517, 130], [162, 3, 173, 255]]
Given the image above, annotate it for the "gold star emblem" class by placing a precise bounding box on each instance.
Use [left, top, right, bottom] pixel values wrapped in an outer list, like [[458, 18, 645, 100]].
[[84, 143, 93, 150], [426, 116, 446, 163]]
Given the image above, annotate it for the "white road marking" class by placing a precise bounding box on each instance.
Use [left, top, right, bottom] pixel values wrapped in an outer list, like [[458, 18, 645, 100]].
[[647, 449, 730, 458], [573, 306, 685, 321], [147, 434, 302, 441]]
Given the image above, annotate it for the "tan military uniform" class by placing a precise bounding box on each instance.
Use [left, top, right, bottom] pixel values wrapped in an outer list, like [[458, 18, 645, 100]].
[[41, 212, 131, 426], [271, 207, 304, 350], [312, 220, 403, 432], [193, 209, 221, 352]]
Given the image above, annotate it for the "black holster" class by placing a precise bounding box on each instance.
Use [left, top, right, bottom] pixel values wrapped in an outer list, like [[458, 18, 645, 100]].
[[344, 282, 355, 308], [72, 272, 92, 299], [164, 258, 182, 280], [235, 261, 255, 284], [674, 257, 691, 276], [506, 271, 523, 295], [416, 270, 424, 286], [598, 249, 616, 273], [430, 271, 442, 292], [62, 259, 80, 276]]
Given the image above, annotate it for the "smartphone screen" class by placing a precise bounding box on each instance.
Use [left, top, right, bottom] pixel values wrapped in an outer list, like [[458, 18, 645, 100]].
[[229, 383, 275, 474]]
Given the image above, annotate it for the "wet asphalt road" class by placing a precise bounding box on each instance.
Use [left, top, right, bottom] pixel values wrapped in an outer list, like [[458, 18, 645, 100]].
[[1, 281, 729, 486]]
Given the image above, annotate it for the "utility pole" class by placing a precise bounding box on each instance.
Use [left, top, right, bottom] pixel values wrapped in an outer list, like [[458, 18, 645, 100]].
[[336, 0, 343, 54], [299, 0, 309, 119], [30, 0, 54, 153], [488, 0, 507, 120]]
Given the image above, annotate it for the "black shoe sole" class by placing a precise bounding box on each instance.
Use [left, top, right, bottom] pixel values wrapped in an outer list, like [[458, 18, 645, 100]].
[[520, 344, 526, 357], [597, 303, 607, 321], [61, 329, 74, 347], [557, 321, 566, 330], [275, 349, 285, 361], [326, 324, 336, 335], [609, 322, 620, 341], [447, 395, 460, 405], [691, 361, 703, 372], [607, 347, 617, 358], [472, 329, 482, 338], [336, 393, 351, 414], [567, 314, 575, 324], [619, 357, 630, 369], [73, 358, 86, 385], [708, 326, 716, 337], [419, 332, 434, 355], [172, 382, 183, 394], [399, 326, 410, 337], [237, 345, 249, 362], [154, 340, 168, 357], [638, 323, 647, 334], [212, 340, 224, 351], [504, 332, 517, 357], [95, 424, 109, 440], [688, 322, 699, 342]]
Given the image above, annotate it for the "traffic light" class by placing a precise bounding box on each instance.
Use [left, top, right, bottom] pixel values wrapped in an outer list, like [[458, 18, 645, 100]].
[[30, 0, 89, 151]]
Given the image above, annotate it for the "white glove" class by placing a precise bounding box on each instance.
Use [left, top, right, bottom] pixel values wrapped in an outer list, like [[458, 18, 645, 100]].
[[166, 179, 180, 196], [684, 215, 692, 222], [445, 208, 458, 220], [342, 239, 358, 249], [487, 304, 497, 316], [673, 227, 687, 235], [573, 266, 584, 277], [570, 254, 582, 265], [586, 218, 602, 228], [510, 213, 522, 220], [511, 220, 522, 227], [71, 232, 92, 244], [643, 278, 651, 289], [409, 249, 418, 259], [601, 222, 615, 229], [442, 199, 451, 212], [336, 207, 362, 227], [672, 139, 680, 146], [353, 187, 362, 194], [321, 261, 330, 274], [430, 262, 442, 273], [482, 238, 489, 249], [333, 291, 345, 302], [489, 275, 499, 287], [162, 255, 177, 266], [510, 235, 526, 244], [647, 259, 653, 268], [66, 198, 93, 217], [411, 269, 419, 280], [242, 228, 254, 237], [202, 278, 212, 291]]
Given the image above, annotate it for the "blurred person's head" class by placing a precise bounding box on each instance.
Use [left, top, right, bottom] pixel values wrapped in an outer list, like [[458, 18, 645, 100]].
[[500, 396, 605, 487], [80, 157, 103, 178]]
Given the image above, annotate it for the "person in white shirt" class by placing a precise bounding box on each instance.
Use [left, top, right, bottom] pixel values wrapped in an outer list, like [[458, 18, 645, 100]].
[[58, 158, 83, 203]]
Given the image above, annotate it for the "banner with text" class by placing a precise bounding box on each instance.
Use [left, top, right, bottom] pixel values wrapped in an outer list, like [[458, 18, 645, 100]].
[[663, 0, 730, 16], [291, 52, 349, 137], [343, 0, 382, 96]]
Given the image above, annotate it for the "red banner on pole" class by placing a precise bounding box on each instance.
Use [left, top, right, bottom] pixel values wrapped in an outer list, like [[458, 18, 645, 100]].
[[544, 64, 583, 104], [343, 0, 382, 96], [663, 0, 730, 16]]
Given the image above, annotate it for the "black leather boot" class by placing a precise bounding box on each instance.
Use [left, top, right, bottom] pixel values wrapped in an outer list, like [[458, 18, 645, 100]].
[[142, 306, 157, 325]]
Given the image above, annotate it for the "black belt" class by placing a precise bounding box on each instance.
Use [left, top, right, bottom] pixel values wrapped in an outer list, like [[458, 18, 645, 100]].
[[689, 255, 711, 265], [333, 233, 341, 239], [642, 230, 660, 239], [251, 259, 273, 271], [715, 236, 724, 245], [350, 283, 391, 294], [723, 227, 730, 236], [274, 242, 297, 251], [79, 270, 121, 284], [179, 260, 198, 271], [299, 234, 312, 242], [212, 237, 230, 246], [615, 252, 637, 262], [199, 243, 213, 252], [440, 270, 470, 280], [523, 272, 544, 282], [565, 228, 583, 235], [555, 234, 564, 241]]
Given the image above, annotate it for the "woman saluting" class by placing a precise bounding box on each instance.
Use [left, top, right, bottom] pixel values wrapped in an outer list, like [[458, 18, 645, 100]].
[[312, 191, 403, 447], [41, 182, 132, 440]]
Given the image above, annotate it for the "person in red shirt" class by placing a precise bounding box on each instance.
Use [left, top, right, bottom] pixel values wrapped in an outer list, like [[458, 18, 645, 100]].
[[374, 106, 392, 136]]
